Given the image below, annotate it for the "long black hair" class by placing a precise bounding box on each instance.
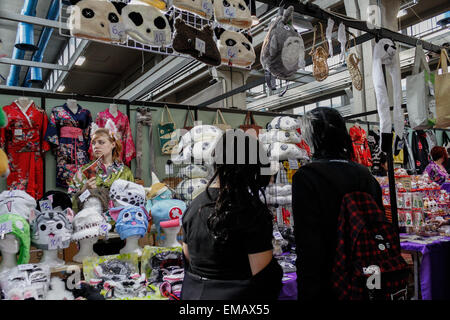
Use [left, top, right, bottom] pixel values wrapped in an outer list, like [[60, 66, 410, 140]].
[[201, 130, 272, 248], [301, 107, 354, 160]]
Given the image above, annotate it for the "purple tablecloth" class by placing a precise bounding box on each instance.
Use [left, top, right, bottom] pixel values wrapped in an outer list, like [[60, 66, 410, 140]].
[[279, 272, 297, 300], [401, 235, 450, 300]]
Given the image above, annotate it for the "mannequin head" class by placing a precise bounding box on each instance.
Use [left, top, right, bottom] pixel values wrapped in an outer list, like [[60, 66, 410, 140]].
[[0, 233, 19, 254]]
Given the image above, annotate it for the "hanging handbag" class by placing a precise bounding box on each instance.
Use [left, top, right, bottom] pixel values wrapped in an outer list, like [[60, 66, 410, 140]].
[[309, 22, 329, 82], [406, 44, 436, 129], [239, 111, 262, 137], [183, 109, 195, 131], [434, 49, 450, 128], [213, 109, 231, 131], [346, 34, 363, 91], [158, 105, 177, 155]]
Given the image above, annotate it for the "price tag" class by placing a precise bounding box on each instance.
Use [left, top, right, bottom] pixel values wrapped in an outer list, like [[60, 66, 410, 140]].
[[0, 221, 12, 238], [227, 46, 238, 59], [48, 236, 63, 250], [195, 38, 206, 55], [39, 199, 53, 212], [273, 231, 284, 241], [14, 129, 22, 136], [201, 0, 213, 16], [154, 30, 166, 46], [79, 189, 91, 203], [18, 264, 34, 271], [110, 23, 126, 41], [288, 159, 299, 170], [100, 223, 110, 234], [224, 6, 236, 18]]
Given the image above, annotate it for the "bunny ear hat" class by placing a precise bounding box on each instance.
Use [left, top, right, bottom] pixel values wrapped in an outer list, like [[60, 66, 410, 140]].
[[91, 119, 119, 140]]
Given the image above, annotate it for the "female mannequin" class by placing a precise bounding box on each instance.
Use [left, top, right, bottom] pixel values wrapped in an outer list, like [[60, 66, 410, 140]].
[[0, 234, 19, 272], [40, 249, 65, 267], [67, 99, 78, 114], [73, 237, 99, 263], [160, 219, 181, 248], [119, 235, 142, 256], [17, 97, 31, 111], [109, 104, 118, 118]]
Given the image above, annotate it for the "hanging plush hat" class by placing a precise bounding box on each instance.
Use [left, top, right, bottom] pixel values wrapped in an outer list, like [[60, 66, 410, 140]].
[[68, 0, 126, 43], [112, 1, 172, 47], [214, 0, 252, 29], [30, 208, 74, 251], [109, 205, 150, 240], [37, 191, 72, 212], [215, 28, 256, 68], [172, 0, 213, 19], [260, 6, 305, 80], [75, 187, 110, 212], [109, 179, 146, 207], [0, 213, 31, 265], [172, 18, 221, 67], [0, 190, 36, 223]]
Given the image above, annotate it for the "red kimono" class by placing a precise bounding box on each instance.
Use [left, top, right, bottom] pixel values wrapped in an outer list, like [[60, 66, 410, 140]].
[[349, 125, 372, 167], [0, 100, 50, 199]]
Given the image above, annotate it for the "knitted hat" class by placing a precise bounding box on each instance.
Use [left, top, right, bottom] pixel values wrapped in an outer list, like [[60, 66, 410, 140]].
[[109, 205, 150, 240], [37, 190, 72, 212], [0, 213, 30, 265], [0, 190, 36, 223], [75, 188, 109, 212], [71, 207, 111, 241], [109, 180, 146, 207], [30, 208, 74, 250], [146, 172, 169, 199]]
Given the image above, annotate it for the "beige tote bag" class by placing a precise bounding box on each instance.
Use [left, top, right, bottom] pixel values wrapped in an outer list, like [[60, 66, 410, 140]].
[[435, 49, 450, 128]]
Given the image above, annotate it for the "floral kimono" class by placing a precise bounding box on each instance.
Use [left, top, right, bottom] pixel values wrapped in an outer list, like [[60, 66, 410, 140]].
[[349, 125, 372, 167], [0, 100, 50, 199], [45, 104, 92, 188]]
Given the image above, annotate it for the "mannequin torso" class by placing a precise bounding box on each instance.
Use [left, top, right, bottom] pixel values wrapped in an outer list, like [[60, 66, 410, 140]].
[[109, 104, 118, 118], [67, 99, 78, 114], [17, 97, 31, 112]]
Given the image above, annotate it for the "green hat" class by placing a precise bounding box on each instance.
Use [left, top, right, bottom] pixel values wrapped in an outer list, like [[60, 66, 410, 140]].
[[0, 213, 30, 265]]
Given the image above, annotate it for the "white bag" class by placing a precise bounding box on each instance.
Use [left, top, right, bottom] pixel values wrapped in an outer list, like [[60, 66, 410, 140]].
[[406, 44, 436, 129], [190, 125, 223, 143], [177, 164, 210, 179]]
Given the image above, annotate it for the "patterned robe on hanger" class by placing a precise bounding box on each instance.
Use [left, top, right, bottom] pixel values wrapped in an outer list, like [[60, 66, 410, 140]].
[[349, 125, 372, 167], [0, 100, 50, 199], [89, 109, 136, 167], [45, 104, 92, 188]]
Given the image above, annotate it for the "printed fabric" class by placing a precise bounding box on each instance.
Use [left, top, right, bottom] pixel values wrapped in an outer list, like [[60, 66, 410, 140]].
[[411, 130, 430, 174], [349, 125, 372, 167], [424, 161, 449, 186], [90, 109, 136, 167], [45, 104, 92, 188], [0, 100, 50, 199]]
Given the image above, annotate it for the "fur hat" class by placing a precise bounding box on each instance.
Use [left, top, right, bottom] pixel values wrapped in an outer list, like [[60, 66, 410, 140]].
[[215, 28, 255, 68], [109, 205, 150, 240], [0, 213, 31, 265], [75, 188, 109, 212], [71, 207, 111, 241], [214, 0, 252, 29], [172, 18, 221, 67], [37, 191, 72, 212], [109, 180, 146, 207], [0, 190, 36, 223]]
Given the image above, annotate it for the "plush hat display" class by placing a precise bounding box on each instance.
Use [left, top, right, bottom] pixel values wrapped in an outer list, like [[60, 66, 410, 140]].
[[75, 188, 110, 212], [30, 208, 74, 251], [71, 206, 111, 242], [109, 205, 150, 240], [172, 18, 221, 67], [68, 0, 126, 43], [37, 191, 73, 212], [146, 172, 170, 200], [0, 190, 36, 223], [261, 6, 305, 80], [215, 28, 256, 68], [214, 0, 252, 29], [109, 179, 146, 207], [267, 116, 300, 131], [112, 1, 172, 46], [0, 213, 31, 265], [172, 0, 213, 19]]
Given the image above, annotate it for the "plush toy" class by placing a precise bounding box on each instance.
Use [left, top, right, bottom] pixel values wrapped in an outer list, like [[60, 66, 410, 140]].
[[215, 28, 256, 68], [172, 0, 213, 19], [261, 6, 305, 80], [372, 38, 404, 144], [172, 18, 221, 67], [214, 0, 252, 29], [0, 106, 9, 178]]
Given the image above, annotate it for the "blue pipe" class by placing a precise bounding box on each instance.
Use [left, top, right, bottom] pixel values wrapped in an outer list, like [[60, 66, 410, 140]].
[[25, 0, 60, 86], [16, 0, 39, 51], [6, 33, 26, 86]]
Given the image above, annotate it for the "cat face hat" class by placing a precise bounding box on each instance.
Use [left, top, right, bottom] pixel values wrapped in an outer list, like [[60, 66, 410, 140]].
[[109, 205, 150, 240], [0, 190, 36, 223]]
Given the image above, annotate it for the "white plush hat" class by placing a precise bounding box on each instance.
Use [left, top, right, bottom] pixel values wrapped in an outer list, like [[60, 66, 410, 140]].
[[71, 207, 110, 241], [0, 190, 36, 223], [109, 179, 146, 207]]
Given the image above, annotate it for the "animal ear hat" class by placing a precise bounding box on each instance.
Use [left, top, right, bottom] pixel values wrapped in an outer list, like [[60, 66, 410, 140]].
[[109, 205, 150, 240], [37, 191, 72, 212], [146, 172, 169, 199], [0, 190, 36, 223], [0, 213, 31, 265]]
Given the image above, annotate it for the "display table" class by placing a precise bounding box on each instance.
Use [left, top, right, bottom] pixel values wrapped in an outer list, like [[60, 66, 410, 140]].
[[400, 234, 450, 300], [279, 272, 297, 300]]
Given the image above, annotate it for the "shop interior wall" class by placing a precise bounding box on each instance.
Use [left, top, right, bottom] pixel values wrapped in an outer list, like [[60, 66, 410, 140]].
[[0, 93, 276, 193]]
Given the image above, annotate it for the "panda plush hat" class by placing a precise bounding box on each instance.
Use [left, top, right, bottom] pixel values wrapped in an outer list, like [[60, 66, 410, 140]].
[[214, 0, 253, 29], [260, 6, 305, 79], [111, 0, 172, 47], [215, 28, 255, 68], [172, 0, 213, 20], [68, 0, 125, 43]]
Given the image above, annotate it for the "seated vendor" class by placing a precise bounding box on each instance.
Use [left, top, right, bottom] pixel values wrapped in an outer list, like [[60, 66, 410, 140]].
[[425, 146, 449, 186]]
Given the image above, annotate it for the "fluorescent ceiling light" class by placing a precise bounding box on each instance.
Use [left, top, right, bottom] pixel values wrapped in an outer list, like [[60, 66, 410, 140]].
[[75, 56, 86, 66], [57, 85, 65, 92], [397, 9, 408, 18]]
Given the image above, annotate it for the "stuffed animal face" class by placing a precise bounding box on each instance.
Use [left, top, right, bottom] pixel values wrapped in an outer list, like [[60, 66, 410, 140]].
[[374, 38, 397, 65], [113, 1, 172, 46], [31, 209, 74, 250], [214, 0, 252, 29], [215, 28, 255, 67], [68, 0, 124, 42]]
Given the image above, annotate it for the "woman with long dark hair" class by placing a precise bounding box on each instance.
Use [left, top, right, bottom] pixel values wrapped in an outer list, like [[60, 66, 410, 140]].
[[292, 107, 383, 300], [181, 129, 282, 300]]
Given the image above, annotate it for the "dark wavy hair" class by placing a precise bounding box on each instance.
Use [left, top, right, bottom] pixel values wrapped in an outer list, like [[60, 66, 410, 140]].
[[301, 107, 354, 160], [201, 130, 272, 249]]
